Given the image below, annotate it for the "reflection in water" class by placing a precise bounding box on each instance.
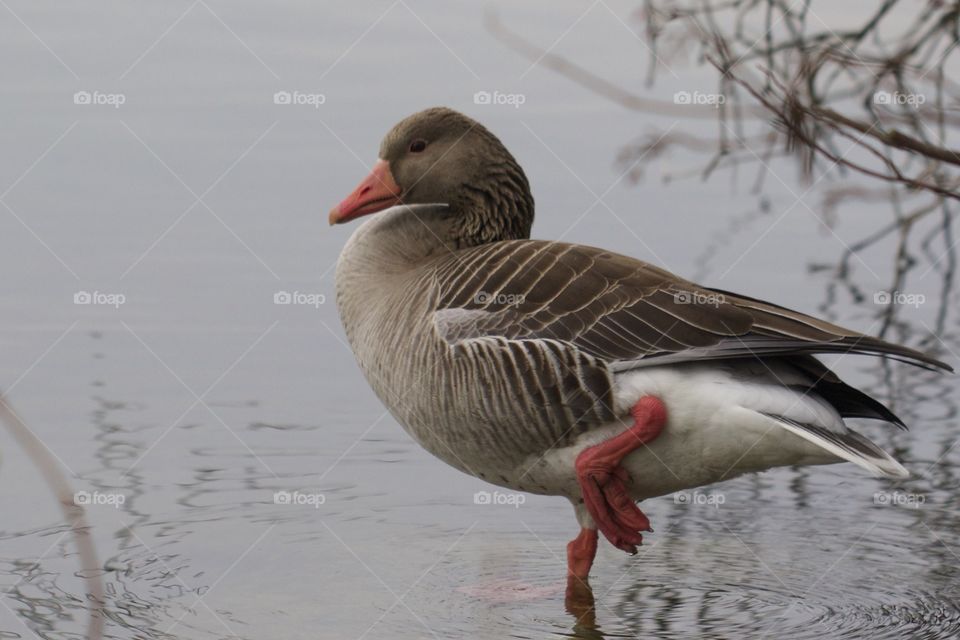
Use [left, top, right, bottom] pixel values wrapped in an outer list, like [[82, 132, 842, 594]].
[[1, 395, 208, 639], [0, 397, 105, 639], [565, 579, 599, 636], [818, 199, 958, 348]]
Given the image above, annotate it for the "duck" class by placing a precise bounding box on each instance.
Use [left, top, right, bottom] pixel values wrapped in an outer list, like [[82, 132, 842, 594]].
[[329, 106, 951, 589]]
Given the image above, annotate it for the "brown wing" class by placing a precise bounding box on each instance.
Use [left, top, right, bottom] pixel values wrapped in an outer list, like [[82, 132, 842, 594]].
[[430, 240, 951, 372]]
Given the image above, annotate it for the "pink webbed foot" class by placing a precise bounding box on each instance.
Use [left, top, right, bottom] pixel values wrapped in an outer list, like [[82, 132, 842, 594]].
[[574, 396, 667, 554]]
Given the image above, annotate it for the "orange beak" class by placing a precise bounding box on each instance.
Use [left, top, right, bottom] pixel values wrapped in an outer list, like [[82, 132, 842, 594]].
[[328, 160, 403, 225]]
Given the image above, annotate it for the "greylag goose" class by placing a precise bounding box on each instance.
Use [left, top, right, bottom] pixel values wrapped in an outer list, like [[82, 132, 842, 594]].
[[330, 107, 951, 586]]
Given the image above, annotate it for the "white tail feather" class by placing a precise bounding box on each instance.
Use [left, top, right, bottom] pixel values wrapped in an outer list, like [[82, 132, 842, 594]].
[[762, 412, 909, 479]]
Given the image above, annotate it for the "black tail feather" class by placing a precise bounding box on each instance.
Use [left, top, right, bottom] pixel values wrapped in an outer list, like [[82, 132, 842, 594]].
[[788, 356, 908, 430]]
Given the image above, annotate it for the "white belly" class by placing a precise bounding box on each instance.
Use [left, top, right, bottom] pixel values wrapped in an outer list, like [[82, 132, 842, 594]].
[[516, 363, 841, 500]]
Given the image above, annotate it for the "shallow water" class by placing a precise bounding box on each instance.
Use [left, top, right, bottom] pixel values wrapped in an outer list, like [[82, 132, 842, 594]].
[[1, 1, 958, 639]]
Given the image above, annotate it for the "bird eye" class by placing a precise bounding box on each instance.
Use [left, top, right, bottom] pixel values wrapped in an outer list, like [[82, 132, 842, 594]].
[[409, 139, 427, 153]]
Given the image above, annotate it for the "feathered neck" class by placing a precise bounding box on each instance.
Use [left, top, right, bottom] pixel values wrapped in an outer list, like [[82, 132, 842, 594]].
[[447, 144, 535, 249]]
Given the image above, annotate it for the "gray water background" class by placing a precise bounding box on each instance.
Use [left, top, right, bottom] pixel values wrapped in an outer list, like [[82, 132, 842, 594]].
[[0, 2, 958, 638]]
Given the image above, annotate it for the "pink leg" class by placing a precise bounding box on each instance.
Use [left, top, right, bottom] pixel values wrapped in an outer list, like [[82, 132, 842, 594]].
[[565, 527, 598, 623], [575, 396, 667, 554], [566, 527, 598, 580]]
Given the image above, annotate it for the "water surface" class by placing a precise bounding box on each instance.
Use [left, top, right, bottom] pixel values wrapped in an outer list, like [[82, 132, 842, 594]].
[[0, 2, 958, 638]]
